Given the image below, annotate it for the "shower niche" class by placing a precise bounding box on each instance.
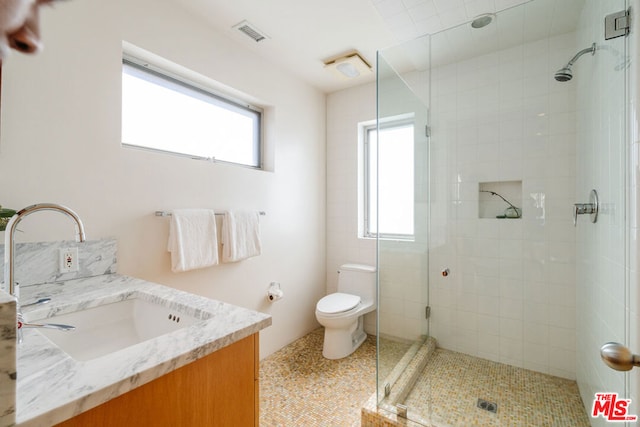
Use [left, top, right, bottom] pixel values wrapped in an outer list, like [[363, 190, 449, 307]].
[[478, 181, 522, 219]]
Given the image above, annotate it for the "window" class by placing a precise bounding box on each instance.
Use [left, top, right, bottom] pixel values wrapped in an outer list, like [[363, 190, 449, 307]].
[[122, 58, 262, 168], [363, 118, 415, 239]]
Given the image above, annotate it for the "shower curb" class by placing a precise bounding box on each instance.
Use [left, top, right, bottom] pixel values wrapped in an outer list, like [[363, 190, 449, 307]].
[[362, 336, 438, 426], [387, 336, 437, 405]]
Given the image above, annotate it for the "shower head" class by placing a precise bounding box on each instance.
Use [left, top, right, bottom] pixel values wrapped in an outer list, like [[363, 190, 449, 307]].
[[554, 66, 573, 82], [554, 43, 596, 82]]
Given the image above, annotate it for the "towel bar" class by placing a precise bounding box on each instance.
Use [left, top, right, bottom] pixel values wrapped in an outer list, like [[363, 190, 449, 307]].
[[155, 210, 265, 217]]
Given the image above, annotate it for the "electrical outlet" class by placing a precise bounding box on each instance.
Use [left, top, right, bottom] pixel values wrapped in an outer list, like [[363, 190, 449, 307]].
[[59, 247, 79, 273]]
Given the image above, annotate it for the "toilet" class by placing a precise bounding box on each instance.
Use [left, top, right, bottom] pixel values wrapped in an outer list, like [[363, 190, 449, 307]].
[[315, 263, 376, 359]]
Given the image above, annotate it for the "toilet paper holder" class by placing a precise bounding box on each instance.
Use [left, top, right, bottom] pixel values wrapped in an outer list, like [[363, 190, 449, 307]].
[[267, 282, 284, 302]]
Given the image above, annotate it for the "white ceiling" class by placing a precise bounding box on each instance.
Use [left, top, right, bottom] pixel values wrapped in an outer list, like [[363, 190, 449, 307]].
[[169, 0, 583, 93]]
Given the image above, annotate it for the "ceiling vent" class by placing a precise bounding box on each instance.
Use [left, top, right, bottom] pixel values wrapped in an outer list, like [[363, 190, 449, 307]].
[[233, 20, 270, 43]]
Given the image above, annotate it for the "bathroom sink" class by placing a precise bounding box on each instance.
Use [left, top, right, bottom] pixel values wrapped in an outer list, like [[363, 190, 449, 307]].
[[26, 296, 208, 361]]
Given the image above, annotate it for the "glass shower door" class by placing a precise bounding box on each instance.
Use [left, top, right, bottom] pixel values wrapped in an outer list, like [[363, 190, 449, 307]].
[[375, 34, 431, 417]]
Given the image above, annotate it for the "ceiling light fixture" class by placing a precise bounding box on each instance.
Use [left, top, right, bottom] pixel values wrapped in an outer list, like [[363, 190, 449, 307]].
[[324, 52, 372, 80], [471, 13, 496, 29]]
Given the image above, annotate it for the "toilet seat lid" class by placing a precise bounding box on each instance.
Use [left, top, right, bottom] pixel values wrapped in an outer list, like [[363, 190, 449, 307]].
[[317, 293, 361, 314]]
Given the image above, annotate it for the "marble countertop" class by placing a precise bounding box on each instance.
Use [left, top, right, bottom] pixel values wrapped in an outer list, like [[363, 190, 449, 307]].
[[14, 274, 272, 427]]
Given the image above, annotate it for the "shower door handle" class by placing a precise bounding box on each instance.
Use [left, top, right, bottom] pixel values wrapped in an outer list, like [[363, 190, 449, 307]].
[[573, 189, 599, 226], [601, 342, 640, 371]]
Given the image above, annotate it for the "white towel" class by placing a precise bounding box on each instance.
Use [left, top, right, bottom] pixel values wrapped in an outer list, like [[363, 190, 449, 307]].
[[167, 209, 219, 272], [221, 210, 261, 263]]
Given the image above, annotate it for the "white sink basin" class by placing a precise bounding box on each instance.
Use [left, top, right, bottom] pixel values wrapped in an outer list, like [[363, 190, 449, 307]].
[[27, 296, 208, 361]]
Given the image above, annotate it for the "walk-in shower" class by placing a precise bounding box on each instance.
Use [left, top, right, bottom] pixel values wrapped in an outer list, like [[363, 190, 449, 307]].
[[369, 0, 632, 426], [554, 43, 596, 82]]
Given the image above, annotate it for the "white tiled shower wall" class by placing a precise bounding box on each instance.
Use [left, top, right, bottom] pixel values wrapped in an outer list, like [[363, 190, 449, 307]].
[[428, 31, 578, 379], [574, 0, 634, 422]]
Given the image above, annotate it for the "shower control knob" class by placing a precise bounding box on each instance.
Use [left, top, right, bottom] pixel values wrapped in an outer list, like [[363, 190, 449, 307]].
[[573, 189, 599, 226]]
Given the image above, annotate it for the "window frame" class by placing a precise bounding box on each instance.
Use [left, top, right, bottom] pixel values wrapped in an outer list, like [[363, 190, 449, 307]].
[[363, 116, 415, 241], [121, 56, 263, 169]]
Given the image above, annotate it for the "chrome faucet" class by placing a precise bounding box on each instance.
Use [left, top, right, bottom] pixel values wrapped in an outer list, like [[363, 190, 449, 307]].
[[3, 203, 85, 341], [4, 203, 86, 297]]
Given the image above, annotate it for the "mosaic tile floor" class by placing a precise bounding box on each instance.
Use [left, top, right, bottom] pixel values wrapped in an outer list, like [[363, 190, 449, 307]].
[[259, 328, 410, 427], [402, 348, 591, 427]]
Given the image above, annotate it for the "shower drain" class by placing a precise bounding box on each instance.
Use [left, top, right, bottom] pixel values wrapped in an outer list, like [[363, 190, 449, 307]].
[[477, 398, 498, 413]]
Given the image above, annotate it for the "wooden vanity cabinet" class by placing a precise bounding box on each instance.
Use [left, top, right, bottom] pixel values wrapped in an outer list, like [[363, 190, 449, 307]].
[[55, 333, 259, 427]]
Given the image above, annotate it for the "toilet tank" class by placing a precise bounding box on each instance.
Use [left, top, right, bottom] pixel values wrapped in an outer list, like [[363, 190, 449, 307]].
[[337, 263, 376, 301]]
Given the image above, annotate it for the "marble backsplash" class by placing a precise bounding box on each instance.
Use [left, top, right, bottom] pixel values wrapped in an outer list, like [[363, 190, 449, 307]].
[[0, 239, 117, 289]]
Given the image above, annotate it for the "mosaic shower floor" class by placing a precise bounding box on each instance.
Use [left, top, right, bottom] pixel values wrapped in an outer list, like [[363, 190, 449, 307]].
[[260, 330, 590, 427], [259, 328, 409, 427], [402, 348, 591, 427]]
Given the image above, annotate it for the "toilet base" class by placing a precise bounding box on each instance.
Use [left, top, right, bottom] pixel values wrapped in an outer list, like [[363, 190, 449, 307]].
[[322, 316, 367, 360]]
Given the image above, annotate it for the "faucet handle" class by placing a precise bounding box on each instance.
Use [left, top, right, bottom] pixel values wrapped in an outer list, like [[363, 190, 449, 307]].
[[20, 321, 75, 331]]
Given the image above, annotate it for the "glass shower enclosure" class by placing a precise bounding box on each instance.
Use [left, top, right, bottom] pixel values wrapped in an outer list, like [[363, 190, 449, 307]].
[[375, 0, 632, 425]]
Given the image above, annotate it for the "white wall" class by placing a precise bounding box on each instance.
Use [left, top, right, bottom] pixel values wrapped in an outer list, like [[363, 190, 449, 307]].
[[0, 0, 327, 359]]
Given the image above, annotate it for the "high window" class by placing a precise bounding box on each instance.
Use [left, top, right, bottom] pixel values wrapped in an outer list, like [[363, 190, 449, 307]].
[[122, 58, 262, 168]]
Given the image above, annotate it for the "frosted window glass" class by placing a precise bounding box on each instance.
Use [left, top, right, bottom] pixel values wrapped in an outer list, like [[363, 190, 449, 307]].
[[365, 122, 415, 239], [122, 61, 261, 168]]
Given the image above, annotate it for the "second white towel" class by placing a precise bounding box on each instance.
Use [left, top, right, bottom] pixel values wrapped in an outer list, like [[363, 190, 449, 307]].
[[221, 210, 262, 263], [167, 209, 219, 272]]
